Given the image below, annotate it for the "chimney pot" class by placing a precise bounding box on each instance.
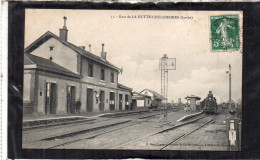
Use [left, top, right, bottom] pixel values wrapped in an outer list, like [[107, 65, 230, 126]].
[[89, 44, 91, 52], [63, 16, 67, 27], [101, 44, 106, 60], [59, 16, 68, 41], [102, 43, 105, 52]]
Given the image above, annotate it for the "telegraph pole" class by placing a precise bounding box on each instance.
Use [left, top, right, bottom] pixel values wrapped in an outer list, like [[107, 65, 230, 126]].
[[226, 64, 239, 151], [227, 64, 235, 115], [229, 64, 232, 111]]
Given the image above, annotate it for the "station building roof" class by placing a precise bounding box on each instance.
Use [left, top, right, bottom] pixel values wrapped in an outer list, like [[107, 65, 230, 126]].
[[132, 91, 151, 100], [133, 91, 151, 97], [24, 31, 121, 72], [140, 89, 166, 100], [24, 53, 81, 78], [118, 83, 133, 91], [185, 95, 201, 100]]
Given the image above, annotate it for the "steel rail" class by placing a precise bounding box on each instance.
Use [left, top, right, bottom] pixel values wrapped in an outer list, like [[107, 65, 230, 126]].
[[160, 113, 221, 150], [111, 114, 208, 149], [23, 110, 161, 147]]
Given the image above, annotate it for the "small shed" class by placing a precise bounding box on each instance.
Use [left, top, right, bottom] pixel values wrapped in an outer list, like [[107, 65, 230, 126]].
[[140, 89, 166, 108], [185, 95, 201, 111], [132, 91, 152, 108]]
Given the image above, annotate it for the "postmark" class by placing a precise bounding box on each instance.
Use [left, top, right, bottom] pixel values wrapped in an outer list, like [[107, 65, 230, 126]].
[[210, 14, 240, 51]]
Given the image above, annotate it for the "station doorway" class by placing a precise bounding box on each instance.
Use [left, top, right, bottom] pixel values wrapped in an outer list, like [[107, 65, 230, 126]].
[[109, 92, 115, 111], [119, 94, 123, 110], [67, 86, 76, 114], [86, 88, 93, 112], [99, 91, 105, 111], [125, 95, 129, 110], [45, 82, 57, 115]]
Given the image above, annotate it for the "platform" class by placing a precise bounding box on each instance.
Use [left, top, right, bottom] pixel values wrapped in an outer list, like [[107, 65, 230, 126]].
[[23, 108, 150, 127]]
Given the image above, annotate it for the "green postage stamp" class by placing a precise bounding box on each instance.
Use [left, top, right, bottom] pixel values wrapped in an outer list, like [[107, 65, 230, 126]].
[[210, 14, 240, 51]]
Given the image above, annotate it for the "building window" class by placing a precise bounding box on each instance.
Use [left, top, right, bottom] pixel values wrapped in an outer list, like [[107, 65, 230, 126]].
[[100, 68, 105, 80], [88, 63, 93, 77], [49, 45, 54, 51], [110, 72, 114, 83]]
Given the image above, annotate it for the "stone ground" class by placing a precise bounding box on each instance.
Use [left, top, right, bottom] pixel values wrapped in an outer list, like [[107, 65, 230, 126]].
[[163, 113, 229, 151], [23, 109, 230, 151]]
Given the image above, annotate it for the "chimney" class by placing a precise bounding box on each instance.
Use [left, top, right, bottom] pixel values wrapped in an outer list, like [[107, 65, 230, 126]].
[[101, 43, 107, 60], [59, 16, 68, 41]]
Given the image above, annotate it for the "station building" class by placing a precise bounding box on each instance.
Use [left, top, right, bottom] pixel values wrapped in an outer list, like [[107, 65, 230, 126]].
[[23, 18, 132, 115]]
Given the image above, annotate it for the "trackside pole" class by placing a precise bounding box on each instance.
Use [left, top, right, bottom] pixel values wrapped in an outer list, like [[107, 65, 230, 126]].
[[159, 54, 176, 122], [225, 64, 240, 151]]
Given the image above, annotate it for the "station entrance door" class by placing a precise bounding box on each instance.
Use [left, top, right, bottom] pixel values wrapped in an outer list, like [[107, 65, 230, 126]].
[[67, 86, 76, 114], [119, 94, 123, 110], [87, 88, 93, 112], [45, 82, 57, 115], [125, 95, 129, 110], [99, 91, 105, 111], [109, 92, 115, 111]]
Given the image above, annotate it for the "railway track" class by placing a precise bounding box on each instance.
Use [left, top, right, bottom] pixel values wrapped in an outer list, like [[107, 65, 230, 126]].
[[23, 110, 164, 148], [23, 117, 119, 133], [24, 108, 205, 150], [23, 108, 175, 133], [111, 114, 209, 149], [23, 110, 152, 132], [46, 121, 142, 149], [160, 113, 221, 150], [23, 118, 96, 131], [112, 112, 224, 150]]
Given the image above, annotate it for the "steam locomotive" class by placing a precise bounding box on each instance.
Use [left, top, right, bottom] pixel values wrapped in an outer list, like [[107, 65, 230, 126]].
[[200, 91, 218, 114]]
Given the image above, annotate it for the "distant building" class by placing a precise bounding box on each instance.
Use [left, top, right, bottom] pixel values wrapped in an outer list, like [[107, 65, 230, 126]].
[[140, 89, 165, 108], [132, 91, 151, 108], [23, 17, 132, 115]]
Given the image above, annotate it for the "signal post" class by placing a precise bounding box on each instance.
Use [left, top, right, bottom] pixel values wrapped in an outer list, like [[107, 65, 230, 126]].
[[226, 64, 240, 151], [159, 54, 176, 121]]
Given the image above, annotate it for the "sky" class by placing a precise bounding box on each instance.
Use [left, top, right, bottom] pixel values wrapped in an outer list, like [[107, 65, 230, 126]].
[[25, 9, 243, 103]]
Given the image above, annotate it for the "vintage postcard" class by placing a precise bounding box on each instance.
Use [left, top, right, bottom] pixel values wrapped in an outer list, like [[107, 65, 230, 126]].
[[22, 9, 242, 151]]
